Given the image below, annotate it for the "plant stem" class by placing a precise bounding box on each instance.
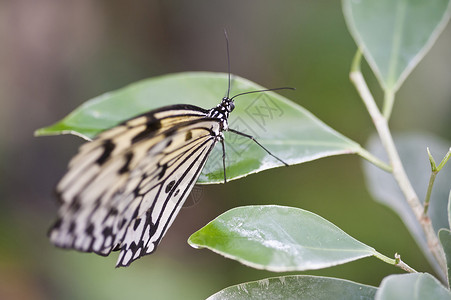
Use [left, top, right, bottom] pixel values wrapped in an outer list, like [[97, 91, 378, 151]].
[[394, 253, 418, 273], [351, 51, 392, 174], [423, 147, 451, 217], [383, 90, 395, 120], [424, 147, 438, 217], [373, 251, 396, 265], [350, 69, 423, 217], [349, 50, 447, 276], [437, 147, 451, 171], [423, 171, 437, 217], [357, 147, 392, 173], [373, 251, 417, 273], [427, 147, 438, 171]]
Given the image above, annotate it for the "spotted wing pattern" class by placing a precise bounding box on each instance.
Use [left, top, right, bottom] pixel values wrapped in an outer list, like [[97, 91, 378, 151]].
[[49, 104, 221, 266]]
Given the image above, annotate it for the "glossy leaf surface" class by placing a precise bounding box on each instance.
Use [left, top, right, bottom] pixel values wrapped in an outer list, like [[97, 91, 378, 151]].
[[36, 72, 361, 183], [189, 205, 376, 271], [207, 275, 377, 300]]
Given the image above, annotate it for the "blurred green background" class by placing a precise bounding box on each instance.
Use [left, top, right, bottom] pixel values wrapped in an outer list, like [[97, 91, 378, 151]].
[[1, 1, 450, 299]]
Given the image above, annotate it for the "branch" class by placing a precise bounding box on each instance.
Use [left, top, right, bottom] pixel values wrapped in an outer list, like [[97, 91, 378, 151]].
[[373, 251, 417, 273], [423, 147, 451, 217], [349, 50, 447, 276]]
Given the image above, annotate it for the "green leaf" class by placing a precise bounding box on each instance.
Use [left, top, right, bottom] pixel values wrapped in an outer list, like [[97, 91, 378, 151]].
[[375, 273, 451, 300], [188, 205, 376, 271], [439, 229, 451, 288], [207, 275, 377, 300], [363, 133, 451, 279], [35, 72, 361, 184], [343, 0, 451, 92]]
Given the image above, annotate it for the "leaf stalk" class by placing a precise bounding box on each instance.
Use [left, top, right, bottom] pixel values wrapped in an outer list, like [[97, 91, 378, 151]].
[[373, 251, 417, 273]]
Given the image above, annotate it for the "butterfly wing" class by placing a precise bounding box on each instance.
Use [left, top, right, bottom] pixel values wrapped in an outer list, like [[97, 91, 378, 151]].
[[49, 104, 221, 266]]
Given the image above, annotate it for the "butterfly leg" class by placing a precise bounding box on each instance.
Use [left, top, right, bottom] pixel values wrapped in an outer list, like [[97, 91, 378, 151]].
[[228, 128, 288, 166], [220, 138, 227, 184]]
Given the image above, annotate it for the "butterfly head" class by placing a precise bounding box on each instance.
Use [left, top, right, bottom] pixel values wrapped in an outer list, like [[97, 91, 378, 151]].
[[221, 97, 235, 113]]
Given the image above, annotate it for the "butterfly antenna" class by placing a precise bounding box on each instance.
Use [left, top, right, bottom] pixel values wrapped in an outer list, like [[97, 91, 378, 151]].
[[230, 87, 295, 101], [224, 29, 231, 99]]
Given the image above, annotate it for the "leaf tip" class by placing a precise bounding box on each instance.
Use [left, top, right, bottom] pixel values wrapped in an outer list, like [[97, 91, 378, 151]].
[[34, 127, 53, 137]]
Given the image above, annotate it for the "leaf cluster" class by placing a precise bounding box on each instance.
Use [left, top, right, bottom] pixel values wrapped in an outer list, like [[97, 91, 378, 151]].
[[36, 1, 451, 299]]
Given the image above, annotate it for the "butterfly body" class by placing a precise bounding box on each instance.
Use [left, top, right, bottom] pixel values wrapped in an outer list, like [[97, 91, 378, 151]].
[[208, 97, 235, 130]]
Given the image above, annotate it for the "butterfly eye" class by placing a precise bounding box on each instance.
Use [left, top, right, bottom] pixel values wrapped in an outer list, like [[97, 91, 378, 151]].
[[229, 101, 235, 111]]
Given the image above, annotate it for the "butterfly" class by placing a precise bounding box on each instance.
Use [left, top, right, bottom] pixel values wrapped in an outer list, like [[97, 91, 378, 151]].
[[49, 35, 292, 267]]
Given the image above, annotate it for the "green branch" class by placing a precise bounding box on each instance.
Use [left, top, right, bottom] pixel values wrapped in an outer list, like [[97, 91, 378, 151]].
[[423, 147, 451, 216], [373, 251, 417, 273]]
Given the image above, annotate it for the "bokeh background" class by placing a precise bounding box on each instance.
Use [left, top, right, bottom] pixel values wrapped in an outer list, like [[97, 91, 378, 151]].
[[1, 1, 451, 299]]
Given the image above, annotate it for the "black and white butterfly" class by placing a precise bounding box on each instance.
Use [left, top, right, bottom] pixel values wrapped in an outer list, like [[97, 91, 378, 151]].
[[49, 35, 291, 267]]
